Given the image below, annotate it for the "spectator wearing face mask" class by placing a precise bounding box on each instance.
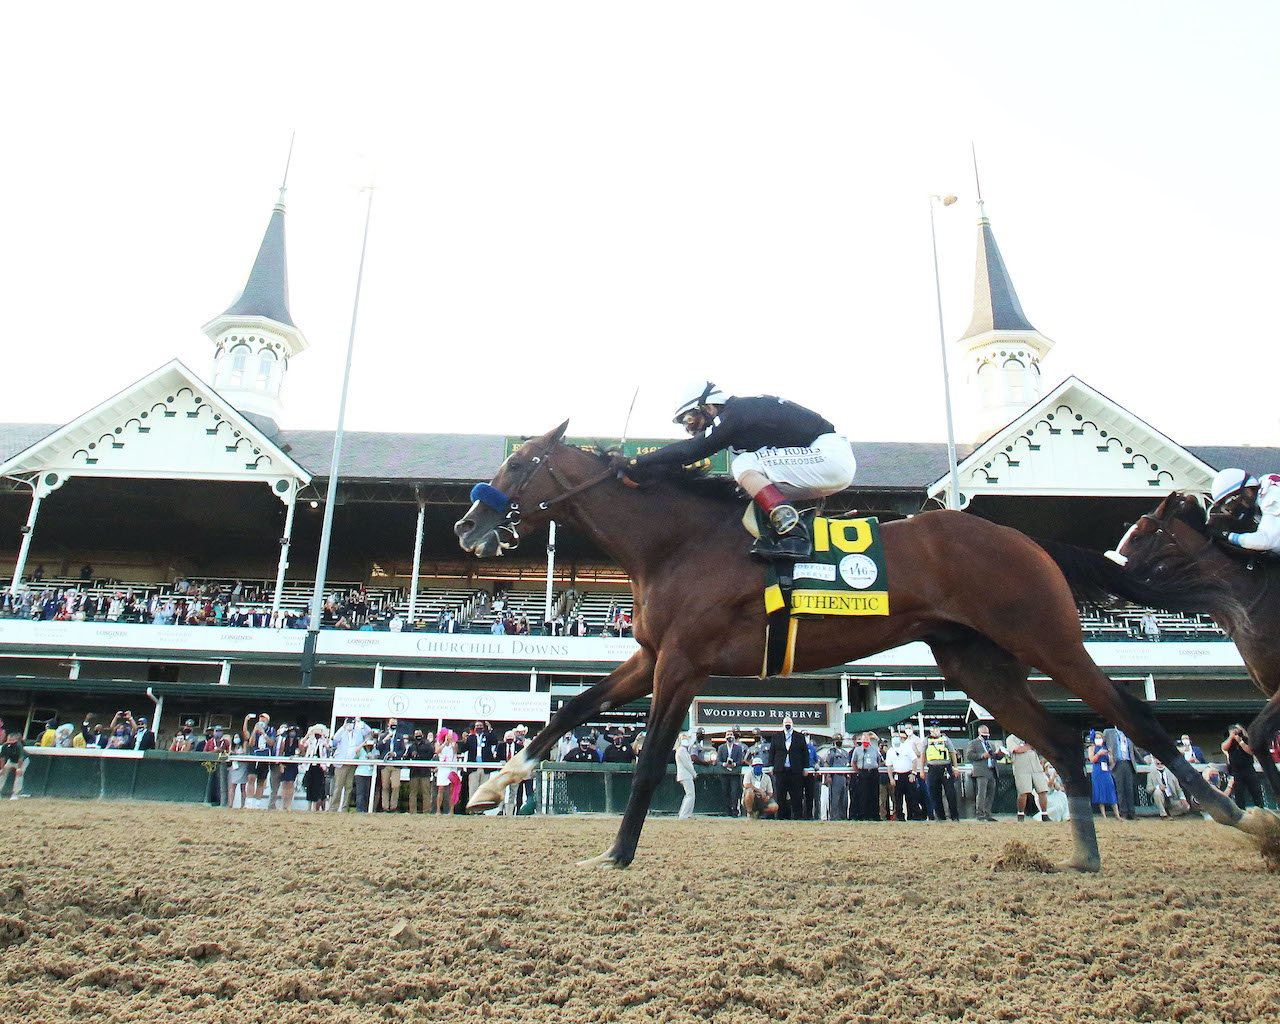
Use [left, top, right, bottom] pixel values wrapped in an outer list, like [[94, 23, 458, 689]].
[[354, 733, 379, 812], [330, 718, 372, 812], [743, 757, 776, 819], [405, 730, 436, 814], [849, 732, 882, 821], [821, 733, 851, 821], [1177, 734, 1206, 765], [601, 732, 636, 764], [770, 716, 810, 820], [563, 734, 601, 763]]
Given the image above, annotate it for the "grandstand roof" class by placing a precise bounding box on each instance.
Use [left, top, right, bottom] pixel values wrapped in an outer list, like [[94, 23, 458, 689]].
[[4, 418, 1278, 491]]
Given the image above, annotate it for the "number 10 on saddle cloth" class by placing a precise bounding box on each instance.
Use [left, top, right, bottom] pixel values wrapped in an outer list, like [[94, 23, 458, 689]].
[[762, 514, 890, 617]]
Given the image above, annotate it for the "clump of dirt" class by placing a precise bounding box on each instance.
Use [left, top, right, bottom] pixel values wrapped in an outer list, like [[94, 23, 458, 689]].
[[992, 839, 1057, 873], [0, 915, 30, 947], [2, 801, 1279, 1024]]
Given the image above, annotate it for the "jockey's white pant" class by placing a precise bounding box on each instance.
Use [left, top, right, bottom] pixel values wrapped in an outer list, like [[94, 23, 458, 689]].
[[731, 433, 856, 499]]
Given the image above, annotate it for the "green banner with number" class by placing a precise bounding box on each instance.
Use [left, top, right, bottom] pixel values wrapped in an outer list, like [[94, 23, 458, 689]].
[[504, 437, 730, 475]]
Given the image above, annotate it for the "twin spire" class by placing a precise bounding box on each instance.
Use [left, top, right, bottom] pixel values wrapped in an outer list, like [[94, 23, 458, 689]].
[[201, 142, 306, 431]]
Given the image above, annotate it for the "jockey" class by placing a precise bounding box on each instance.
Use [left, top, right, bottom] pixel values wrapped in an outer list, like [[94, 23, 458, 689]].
[[625, 381, 856, 560], [1209, 467, 1280, 554]]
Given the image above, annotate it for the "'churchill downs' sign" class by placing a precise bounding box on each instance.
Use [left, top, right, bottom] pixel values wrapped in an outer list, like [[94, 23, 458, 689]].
[[693, 699, 833, 729]]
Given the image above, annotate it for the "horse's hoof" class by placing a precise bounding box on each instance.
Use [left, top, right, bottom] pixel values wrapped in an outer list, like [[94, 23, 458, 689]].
[[467, 782, 504, 812], [1062, 857, 1101, 874], [1235, 807, 1280, 871], [576, 851, 623, 869], [466, 795, 499, 813]]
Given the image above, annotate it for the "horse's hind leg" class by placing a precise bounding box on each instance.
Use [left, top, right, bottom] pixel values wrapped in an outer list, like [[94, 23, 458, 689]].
[[1246, 691, 1280, 803], [1037, 648, 1247, 828], [929, 633, 1101, 872], [579, 650, 701, 869], [468, 648, 655, 812]]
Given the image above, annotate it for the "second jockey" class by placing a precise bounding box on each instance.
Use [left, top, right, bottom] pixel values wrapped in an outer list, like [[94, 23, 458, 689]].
[[625, 381, 856, 560], [1209, 467, 1280, 555]]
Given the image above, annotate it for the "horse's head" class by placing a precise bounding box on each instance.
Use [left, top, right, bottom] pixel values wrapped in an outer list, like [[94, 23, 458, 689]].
[[455, 421, 613, 558], [1111, 491, 1210, 576]]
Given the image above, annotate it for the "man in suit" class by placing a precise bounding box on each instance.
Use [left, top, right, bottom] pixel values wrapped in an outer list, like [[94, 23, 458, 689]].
[[717, 731, 747, 816], [770, 716, 810, 820], [1145, 755, 1191, 818], [964, 725, 1005, 822], [462, 720, 497, 811], [131, 716, 156, 751], [1103, 726, 1140, 820]]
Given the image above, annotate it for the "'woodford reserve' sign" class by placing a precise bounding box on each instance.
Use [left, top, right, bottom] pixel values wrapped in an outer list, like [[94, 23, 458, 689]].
[[692, 699, 833, 729]]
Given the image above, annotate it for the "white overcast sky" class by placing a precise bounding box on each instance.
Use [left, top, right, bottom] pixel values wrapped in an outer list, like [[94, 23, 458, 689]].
[[5, 3, 1279, 448]]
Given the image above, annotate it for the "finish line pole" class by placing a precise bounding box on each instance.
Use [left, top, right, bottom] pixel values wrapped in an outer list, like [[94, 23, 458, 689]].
[[302, 185, 375, 687]]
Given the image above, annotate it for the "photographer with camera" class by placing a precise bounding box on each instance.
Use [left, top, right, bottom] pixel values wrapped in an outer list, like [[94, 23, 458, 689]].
[[1221, 724, 1265, 810]]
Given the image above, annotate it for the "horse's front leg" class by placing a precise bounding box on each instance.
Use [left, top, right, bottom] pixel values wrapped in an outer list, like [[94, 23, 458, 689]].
[[467, 648, 655, 812], [579, 652, 701, 869]]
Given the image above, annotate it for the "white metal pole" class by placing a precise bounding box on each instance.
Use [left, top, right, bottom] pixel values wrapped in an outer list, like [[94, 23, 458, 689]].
[[929, 194, 962, 511], [302, 185, 375, 686], [408, 500, 425, 624], [543, 520, 557, 628], [271, 488, 298, 619], [10, 489, 43, 591]]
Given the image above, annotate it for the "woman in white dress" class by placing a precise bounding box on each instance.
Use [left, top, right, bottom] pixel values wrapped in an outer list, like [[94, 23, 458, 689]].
[[435, 729, 459, 814]]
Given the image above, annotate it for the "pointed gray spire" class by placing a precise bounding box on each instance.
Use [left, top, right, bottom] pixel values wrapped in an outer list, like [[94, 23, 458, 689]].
[[960, 203, 1036, 341], [220, 202, 295, 327]]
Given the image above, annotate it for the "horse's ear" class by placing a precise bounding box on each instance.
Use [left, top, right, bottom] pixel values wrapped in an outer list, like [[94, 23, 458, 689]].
[[550, 419, 570, 444]]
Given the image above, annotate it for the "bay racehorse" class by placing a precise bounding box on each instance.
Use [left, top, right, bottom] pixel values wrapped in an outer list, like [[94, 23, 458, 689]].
[[454, 424, 1280, 869], [1113, 490, 1280, 800]]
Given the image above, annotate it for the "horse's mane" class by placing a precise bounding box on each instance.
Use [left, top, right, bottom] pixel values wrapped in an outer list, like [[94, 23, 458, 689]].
[[587, 446, 743, 507], [1166, 492, 1210, 535], [1092, 490, 1253, 634]]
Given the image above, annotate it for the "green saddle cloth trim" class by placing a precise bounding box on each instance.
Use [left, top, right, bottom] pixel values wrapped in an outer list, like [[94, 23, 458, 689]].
[[761, 511, 890, 618]]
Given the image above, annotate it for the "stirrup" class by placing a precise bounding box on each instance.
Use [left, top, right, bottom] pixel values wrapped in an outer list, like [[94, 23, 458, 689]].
[[769, 504, 800, 535], [751, 524, 811, 562]]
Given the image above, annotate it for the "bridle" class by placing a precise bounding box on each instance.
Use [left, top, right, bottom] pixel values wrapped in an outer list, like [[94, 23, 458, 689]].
[[469, 441, 616, 552], [1130, 505, 1214, 567]]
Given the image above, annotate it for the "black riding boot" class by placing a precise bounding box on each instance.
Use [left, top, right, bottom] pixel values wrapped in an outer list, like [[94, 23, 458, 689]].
[[751, 504, 811, 562]]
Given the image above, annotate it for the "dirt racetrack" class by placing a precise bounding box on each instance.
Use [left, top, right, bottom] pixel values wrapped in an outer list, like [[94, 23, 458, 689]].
[[2, 801, 1278, 1024]]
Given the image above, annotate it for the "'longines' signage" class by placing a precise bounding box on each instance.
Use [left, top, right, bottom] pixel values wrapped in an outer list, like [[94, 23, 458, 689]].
[[693, 700, 831, 728]]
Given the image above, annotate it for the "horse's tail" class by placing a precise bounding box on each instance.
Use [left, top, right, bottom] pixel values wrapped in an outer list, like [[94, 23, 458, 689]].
[[1034, 538, 1248, 624]]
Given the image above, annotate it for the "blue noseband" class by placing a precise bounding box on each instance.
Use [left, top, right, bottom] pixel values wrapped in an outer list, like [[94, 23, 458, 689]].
[[470, 482, 512, 514]]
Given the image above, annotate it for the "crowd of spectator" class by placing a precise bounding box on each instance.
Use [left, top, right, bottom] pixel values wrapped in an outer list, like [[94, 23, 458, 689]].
[[6, 705, 1279, 821]]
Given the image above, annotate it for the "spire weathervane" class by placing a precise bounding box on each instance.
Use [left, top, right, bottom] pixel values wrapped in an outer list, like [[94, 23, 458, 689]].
[[278, 132, 296, 206], [971, 141, 985, 216]]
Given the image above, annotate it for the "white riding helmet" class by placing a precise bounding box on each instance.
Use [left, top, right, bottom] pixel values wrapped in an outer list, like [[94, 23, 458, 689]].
[[672, 380, 728, 423], [1210, 468, 1259, 505]]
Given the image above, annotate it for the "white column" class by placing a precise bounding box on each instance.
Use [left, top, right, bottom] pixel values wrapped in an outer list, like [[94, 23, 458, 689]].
[[10, 489, 44, 590], [543, 520, 557, 627], [271, 486, 298, 618], [374, 662, 384, 689], [407, 501, 426, 623]]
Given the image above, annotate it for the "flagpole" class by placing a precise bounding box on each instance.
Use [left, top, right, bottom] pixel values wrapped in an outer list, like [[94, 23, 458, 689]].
[[301, 184, 375, 686]]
